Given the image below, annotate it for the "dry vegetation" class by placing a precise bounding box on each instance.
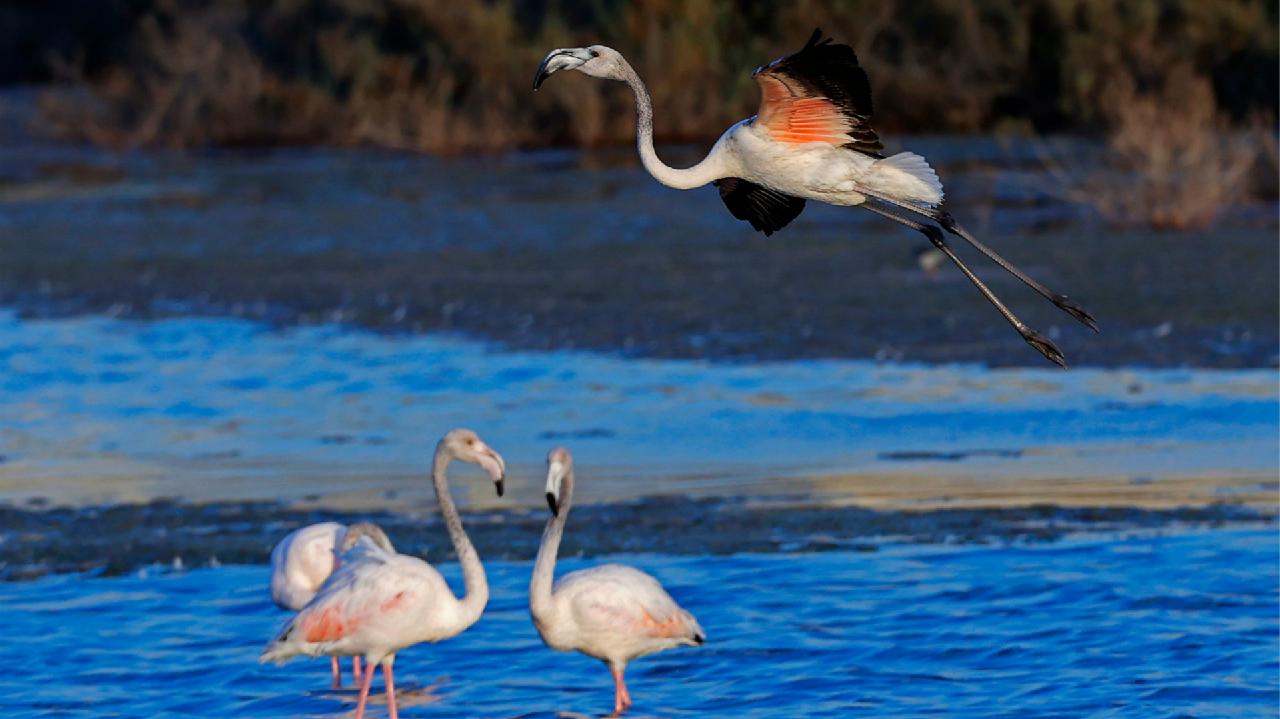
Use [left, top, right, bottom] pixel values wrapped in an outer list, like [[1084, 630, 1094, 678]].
[[29, 0, 1280, 226], [1048, 64, 1266, 229], [1030, 2, 1277, 229]]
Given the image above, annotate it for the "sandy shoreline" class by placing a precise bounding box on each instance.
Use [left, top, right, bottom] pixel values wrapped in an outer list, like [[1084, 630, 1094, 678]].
[[3, 453, 1274, 513]]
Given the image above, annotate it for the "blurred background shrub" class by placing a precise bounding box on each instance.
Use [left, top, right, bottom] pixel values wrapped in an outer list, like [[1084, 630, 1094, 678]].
[[4, 0, 1277, 227]]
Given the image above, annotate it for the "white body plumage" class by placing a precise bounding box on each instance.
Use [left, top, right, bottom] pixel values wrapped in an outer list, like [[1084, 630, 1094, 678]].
[[269, 522, 346, 611], [529, 448, 703, 715]]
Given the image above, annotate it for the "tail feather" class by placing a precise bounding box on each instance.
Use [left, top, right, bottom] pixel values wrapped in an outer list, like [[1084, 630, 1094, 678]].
[[259, 617, 301, 665], [681, 609, 706, 646], [872, 152, 944, 207]]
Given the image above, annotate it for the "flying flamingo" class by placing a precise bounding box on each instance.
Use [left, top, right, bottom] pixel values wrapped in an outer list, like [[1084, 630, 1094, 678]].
[[533, 29, 1097, 367], [268, 521, 395, 688], [530, 447, 704, 716], [261, 429, 506, 719]]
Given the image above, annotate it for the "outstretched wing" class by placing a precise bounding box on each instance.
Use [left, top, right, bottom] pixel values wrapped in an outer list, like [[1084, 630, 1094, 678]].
[[714, 177, 806, 236], [752, 28, 882, 156]]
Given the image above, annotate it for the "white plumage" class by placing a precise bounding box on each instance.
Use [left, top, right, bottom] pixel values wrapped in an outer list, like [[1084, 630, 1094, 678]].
[[261, 429, 507, 719], [269, 522, 345, 611], [533, 29, 1097, 367], [530, 448, 704, 715], [269, 521, 391, 688]]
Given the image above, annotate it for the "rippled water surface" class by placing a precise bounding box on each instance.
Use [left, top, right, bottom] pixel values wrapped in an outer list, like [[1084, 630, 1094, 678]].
[[1, 312, 1275, 509], [4, 528, 1274, 718]]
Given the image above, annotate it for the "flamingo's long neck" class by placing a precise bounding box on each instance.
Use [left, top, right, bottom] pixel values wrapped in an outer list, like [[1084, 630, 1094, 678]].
[[529, 468, 573, 624], [620, 62, 728, 190], [431, 446, 488, 631]]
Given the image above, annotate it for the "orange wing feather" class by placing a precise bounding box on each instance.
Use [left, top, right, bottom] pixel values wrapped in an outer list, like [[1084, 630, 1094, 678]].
[[637, 609, 694, 639], [756, 75, 855, 146], [751, 30, 883, 156], [302, 605, 359, 642]]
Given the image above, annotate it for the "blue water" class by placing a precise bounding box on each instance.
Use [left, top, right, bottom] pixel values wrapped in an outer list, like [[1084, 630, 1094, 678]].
[[0, 312, 1275, 507], [2, 528, 1274, 718]]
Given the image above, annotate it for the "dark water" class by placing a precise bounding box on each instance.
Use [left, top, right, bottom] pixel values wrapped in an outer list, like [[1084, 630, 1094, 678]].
[[2, 495, 1269, 580], [3, 528, 1274, 718], [0, 140, 1275, 367]]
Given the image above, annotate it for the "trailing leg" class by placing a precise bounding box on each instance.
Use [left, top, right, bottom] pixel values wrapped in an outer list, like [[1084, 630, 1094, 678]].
[[861, 202, 1068, 368]]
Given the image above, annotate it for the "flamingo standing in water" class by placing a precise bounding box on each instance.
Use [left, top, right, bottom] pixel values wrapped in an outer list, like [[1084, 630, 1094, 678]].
[[533, 29, 1097, 367], [530, 447, 705, 716], [262, 429, 506, 719], [268, 521, 395, 687]]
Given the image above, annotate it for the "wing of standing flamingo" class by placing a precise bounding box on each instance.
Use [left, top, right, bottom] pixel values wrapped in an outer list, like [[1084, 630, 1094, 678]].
[[558, 564, 704, 645], [263, 543, 451, 663]]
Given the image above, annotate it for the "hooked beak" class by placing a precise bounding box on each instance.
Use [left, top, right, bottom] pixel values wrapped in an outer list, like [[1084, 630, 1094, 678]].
[[544, 457, 567, 516], [475, 444, 506, 497], [533, 48, 588, 90]]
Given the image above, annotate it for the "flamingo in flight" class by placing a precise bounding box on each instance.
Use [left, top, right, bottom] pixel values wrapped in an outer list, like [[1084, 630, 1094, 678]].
[[262, 429, 506, 719], [530, 447, 705, 716], [533, 29, 1097, 367], [268, 521, 395, 688]]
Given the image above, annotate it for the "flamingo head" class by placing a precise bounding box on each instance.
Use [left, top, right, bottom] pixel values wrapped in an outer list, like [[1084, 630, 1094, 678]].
[[441, 428, 507, 497], [533, 45, 627, 90], [544, 446, 574, 516]]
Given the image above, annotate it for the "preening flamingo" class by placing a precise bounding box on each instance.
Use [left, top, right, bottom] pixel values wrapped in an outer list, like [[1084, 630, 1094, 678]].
[[261, 429, 506, 719], [530, 448, 704, 716], [268, 521, 395, 687], [533, 29, 1097, 367]]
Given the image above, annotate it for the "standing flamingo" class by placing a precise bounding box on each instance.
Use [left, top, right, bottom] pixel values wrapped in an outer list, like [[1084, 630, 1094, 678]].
[[261, 429, 506, 719], [268, 521, 395, 688], [530, 447, 704, 716], [533, 29, 1097, 367]]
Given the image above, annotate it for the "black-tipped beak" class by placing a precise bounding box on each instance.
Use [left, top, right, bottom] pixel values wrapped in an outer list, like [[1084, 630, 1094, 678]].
[[533, 49, 572, 91], [495, 478, 505, 497], [532, 57, 554, 91], [545, 492, 558, 516]]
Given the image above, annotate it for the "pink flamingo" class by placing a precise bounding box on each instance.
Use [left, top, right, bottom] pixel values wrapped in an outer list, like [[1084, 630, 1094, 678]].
[[533, 29, 1096, 367], [268, 521, 394, 687], [530, 448, 705, 716], [261, 429, 506, 719]]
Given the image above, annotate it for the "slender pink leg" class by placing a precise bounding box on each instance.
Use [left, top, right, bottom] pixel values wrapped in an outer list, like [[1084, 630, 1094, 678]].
[[610, 665, 632, 715], [353, 657, 376, 719], [352, 656, 363, 685], [383, 660, 398, 719], [330, 656, 342, 689]]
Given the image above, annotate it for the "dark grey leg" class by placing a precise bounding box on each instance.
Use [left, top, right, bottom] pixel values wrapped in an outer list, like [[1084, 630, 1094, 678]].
[[860, 202, 1068, 368], [853, 187, 1097, 332]]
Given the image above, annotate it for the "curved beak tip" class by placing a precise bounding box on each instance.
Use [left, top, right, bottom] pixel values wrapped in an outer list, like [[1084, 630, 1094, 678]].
[[532, 64, 550, 91], [545, 492, 559, 517], [495, 478, 505, 497]]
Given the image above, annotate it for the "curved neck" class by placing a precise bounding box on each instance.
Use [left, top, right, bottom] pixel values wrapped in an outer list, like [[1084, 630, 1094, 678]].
[[620, 61, 728, 190], [529, 468, 573, 621], [431, 445, 488, 630]]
